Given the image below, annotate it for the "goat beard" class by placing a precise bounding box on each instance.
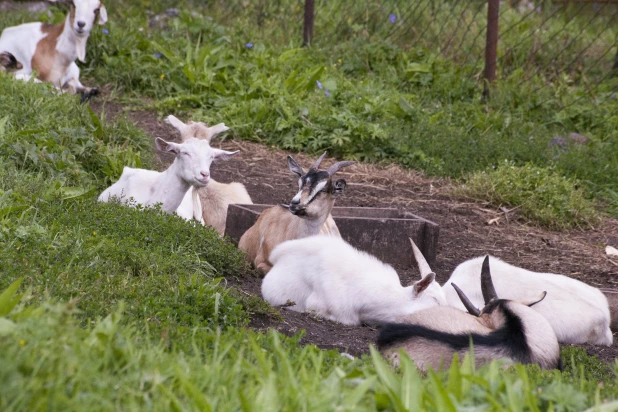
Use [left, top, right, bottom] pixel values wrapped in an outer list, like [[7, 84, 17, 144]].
[[75, 35, 88, 62]]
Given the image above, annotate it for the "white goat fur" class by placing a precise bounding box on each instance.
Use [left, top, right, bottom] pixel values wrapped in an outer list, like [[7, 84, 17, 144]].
[[0, 0, 107, 95], [165, 115, 253, 235], [262, 236, 447, 325], [98, 137, 238, 222], [444, 256, 612, 346]]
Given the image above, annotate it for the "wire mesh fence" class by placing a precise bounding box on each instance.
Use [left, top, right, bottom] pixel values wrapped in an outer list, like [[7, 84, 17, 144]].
[[206, 0, 618, 101]]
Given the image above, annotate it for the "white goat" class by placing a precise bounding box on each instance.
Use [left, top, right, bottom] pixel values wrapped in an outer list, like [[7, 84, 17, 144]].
[[443, 256, 613, 346], [98, 137, 239, 221], [0, 0, 106, 99], [0, 52, 23, 73], [261, 236, 447, 325], [379, 256, 561, 372], [164, 115, 253, 235], [239, 152, 352, 274]]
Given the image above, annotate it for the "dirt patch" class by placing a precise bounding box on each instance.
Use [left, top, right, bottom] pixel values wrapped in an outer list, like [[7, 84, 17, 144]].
[[90, 100, 618, 363]]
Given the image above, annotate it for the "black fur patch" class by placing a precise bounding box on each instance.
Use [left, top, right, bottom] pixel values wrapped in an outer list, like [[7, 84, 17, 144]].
[[377, 302, 533, 365], [300, 169, 332, 201]]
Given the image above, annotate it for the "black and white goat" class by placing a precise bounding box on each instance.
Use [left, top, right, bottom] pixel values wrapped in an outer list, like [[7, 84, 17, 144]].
[[378, 256, 561, 372], [443, 256, 612, 346], [239, 152, 353, 274]]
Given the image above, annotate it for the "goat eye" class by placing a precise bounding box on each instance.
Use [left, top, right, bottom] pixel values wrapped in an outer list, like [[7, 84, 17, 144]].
[[94, 8, 100, 14]]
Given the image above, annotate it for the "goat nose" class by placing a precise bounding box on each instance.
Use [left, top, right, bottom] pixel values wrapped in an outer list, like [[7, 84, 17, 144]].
[[77, 21, 86, 28], [290, 198, 300, 205], [200, 171, 210, 178]]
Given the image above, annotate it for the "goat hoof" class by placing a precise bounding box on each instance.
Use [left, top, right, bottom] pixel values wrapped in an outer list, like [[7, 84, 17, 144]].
[[80, 88, 100, 104]]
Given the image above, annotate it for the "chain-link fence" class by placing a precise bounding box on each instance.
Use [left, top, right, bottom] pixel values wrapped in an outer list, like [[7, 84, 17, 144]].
[[207, 0, 618, 100]]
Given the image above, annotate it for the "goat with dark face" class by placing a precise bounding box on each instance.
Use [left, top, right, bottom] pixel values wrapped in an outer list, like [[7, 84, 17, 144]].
[[378, 256, 561, 372], [287, 152, 353, 218], [238, 152, 354, 275]]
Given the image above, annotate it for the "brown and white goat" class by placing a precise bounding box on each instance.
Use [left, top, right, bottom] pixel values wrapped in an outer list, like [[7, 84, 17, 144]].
[[378, 256, 561, 372], [165, 115, 253, 234], [0, 0, 106, 100], [0, 52, 23, 73], [238, 152, 354, 275]]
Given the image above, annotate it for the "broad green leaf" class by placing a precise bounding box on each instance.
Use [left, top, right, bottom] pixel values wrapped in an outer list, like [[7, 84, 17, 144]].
[[0, 318, 16, 336], [0, 278, 23, 317]]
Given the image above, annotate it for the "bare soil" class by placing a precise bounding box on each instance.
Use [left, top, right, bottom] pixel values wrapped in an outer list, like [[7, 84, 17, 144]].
[[91, 100, 618, 361]]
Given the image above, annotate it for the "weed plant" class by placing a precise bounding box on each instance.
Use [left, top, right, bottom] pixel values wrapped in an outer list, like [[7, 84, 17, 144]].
[[1, 3, 618, 410], [2, 0, 617, 224], [0, 282, 617, 410], [453, 161, 600, 229]]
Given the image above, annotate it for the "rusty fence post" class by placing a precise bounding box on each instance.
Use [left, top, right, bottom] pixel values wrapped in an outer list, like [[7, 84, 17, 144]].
[[483, 0, 500, 99], [303, 0, 315, 46]]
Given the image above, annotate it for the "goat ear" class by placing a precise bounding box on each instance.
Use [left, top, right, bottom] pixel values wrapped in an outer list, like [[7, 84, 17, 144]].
[[207, 123, 229, 140], [155, 137, 179, 154], [164, 115, 187, 133], [287, 155, 304, 177], [332, 179, 346, 195], [525, 291, 547, 307], [213, 149, 239, 161], [412, 272, 436, 296], [409, 238, 433, 279], [98, 5, 108, 25]]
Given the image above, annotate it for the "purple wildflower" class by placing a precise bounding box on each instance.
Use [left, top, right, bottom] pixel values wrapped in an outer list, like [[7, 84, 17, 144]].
[[102, 28, 109, 35], [246, 42, 253, 48], [389, 14, 396, 23], [316, 80, 323, 89], [593, 2, 600, 11], [535, 6, 541, 12], [154, 52, 163, 58], [325, 90, 330, 97], [612, 93, 616, 99]]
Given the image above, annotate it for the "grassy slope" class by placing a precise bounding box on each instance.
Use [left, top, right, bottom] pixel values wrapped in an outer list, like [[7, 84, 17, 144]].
[[0, 2, 617, 409], [0, 70, 617, 412]]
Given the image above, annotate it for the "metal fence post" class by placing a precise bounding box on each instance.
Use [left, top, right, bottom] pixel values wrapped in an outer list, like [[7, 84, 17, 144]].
[[303, 0, 315, 46], [483, 0, 500, 99]]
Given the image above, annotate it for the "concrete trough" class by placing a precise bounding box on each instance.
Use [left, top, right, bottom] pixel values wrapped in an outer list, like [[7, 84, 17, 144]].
[[224, 204, 440, 268], [600, 289, 618, 332]]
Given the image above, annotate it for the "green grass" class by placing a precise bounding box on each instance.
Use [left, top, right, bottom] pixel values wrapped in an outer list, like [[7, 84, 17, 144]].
[[3, 0, 618, 225], [453, 161, 601, 229], [1, 2, 618, 409], [80, 0, 618, 224], [0, 282, 617, 411]]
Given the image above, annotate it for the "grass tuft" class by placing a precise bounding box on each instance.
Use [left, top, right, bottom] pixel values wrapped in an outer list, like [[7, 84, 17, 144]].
[[452, 162, 600, 229]]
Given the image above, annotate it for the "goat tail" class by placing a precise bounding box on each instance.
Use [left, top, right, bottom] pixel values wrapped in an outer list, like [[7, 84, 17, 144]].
[[191, 187, 204, 224]]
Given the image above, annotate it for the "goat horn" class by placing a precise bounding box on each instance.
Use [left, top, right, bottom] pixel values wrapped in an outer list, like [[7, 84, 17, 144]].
[[327, 161, 356, 176], [312, 151, 328, 170], [452, 283, 481, 317], [409, 238, 433, 278], [480, 255, 498, 304]]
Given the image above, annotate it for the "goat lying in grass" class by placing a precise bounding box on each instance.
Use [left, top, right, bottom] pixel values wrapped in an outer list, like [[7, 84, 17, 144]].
[[379, 256, 561, 372], [165, 115, 253, 234], [98, 137, 239, 220], [0, 52, 23, 73], [443, 256, 613, 345], [239, 152, 353, 274], [262, 237, 446, 324], [0, 0, 106, 100]]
